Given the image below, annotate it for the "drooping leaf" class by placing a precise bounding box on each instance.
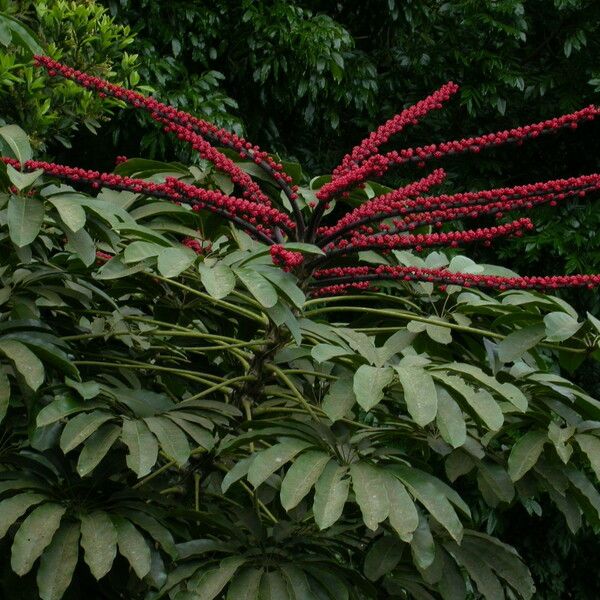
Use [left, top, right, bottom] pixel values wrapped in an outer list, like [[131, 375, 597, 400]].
[[364, 535, 403, 581], [395, 365, 438, 426], [157, 246, 197, 277], [145, 416, 191, 466], [0, 492, 46, 538], [189, 556, 246, 598], [36, 521, 80, 600], [497, 325, 546, 363], [353, 365, 394, 411], [247, 438, 310, 488], [386, 476, 419, 542], [11, 503, 66, 576], [227, 567, 263, 600], [7, 194, 44, 246], [313, 461, 349, 530], [280, 450, 330, 511], [76, 424, 121, 476], [575, 434, 600, 479], [508, 431, 547, 481], [114, 517, 152, 579], [435, 387, 467, 448], [234, 267, 278, 307], [59, 411, 113, 454], [199, 262, 236, 299], [79, 512, 118, 580], [322, 375, 356, 421], [0, 338, 44, 390], [121, 419, 159, 477], [350, 463, 390, 531], [544, 311, 582, 342]]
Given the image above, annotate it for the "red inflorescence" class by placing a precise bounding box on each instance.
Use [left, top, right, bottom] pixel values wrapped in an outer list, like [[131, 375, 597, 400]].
[[270, 245, 304, 271], [13, 56, 600, 293], [332, 82, 459, 179], [183, 237, 212, 255]]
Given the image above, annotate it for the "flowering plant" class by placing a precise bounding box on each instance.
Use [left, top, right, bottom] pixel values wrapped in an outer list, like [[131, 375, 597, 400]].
[[0, 57, 599, 599]]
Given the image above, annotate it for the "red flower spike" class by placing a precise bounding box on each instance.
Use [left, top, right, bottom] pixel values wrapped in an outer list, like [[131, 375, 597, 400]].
[[33, 55, 306, 234], [22, 57, 600, 295]]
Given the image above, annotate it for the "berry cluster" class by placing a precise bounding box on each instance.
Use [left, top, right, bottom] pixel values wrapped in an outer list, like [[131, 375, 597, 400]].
[[270, 245, 304, 271], [312, 265, 600, 293], [13, 56, 600, 293], [183, 237, 212, 255]]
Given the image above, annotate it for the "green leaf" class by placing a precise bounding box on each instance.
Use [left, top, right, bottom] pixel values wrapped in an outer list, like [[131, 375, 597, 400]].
[[114, 517, 151, 579], [145, 416, 190, 466], [0, 370, 9, 423], [0, 338, 44, 389], [123, 241, 165, 263], [77, 424, 120, 476], [544, 311, 583, 342], [393, 465, 466, 542], [198, 262, 236, 299], [435, 387, 466, 448], [47, 195, 86, 232], [478, 462, 515, 504], [497, 325, 546, 363], [0, 125, 32, 163], [279, 565, 314, 600], [445, 542, 504, 600], [257, 267, 305, 309], [248, 438, 310, 488], [60, 411, 113, 454], [234, 267, 278, 307], [575, 434, 600, 480], [37, 396, 100, 427], [167, 416, 214, 450], [386, 476, 419, 542], [222, 457, 253, 494], [280, 450, 330, 510], [322, 376, 356, 421], [11, 503, 66, 575], [313, 461, 349, 530], [350, 463, 390, 531], [227, 567, 263, 600], [122, 419, 159, 477], [79, 512, 117, 580], [189, 556, 246, 598], [395, 365, 438, 426], [353, 365, 394, 411], [435, 375, 503, 431], [0, 492, 46, 538], [65, 227, 96, 266], [7, 194, 44, 246], [7, 165, 43, 190], [36, 522, 80, 600], [411, 516, 435, 570], [508, 431, 547, 481], [258, 571, 291, 600], [157, 246, 197, 277]]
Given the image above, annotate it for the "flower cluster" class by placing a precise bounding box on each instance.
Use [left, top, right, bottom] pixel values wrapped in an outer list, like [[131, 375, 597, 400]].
[[332, 82, 459, 179], [16, 56, 600, 295], [312, 265, 600, 293], [270, 245, 304, 271], [183, 237, 212, 255]]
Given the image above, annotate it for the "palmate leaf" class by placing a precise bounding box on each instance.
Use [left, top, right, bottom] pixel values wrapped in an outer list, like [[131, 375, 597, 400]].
[[121, 418, 159, 478]]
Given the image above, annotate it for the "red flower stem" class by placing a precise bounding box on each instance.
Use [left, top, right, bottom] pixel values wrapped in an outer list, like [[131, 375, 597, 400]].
[[1, 156, 276, 244], [316, 175, 600, 247], [311, 266, 600, 292], [312, 218, 533, 266]]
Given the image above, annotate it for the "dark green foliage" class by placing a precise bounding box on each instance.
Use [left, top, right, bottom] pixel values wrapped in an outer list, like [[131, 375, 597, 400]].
[[0, 124, 600, 598], [0, 0, 139, 150]]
